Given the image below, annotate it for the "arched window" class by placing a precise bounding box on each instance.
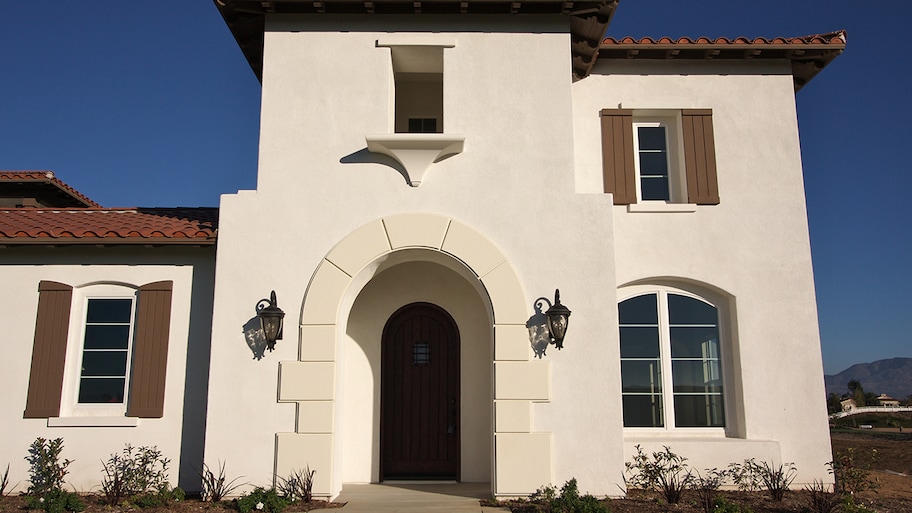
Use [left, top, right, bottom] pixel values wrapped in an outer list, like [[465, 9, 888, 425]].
[[619, 289, 725, 429]]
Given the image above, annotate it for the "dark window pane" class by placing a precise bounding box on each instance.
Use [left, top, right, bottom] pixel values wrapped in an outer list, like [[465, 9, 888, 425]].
[[637, 126, 667, 151], [408, 118, 437, 133], [83, 325, 131, 349], [668, 294, 717, 325], [619, 294, 658, 324], [620, 327, 660, 358], [638, 152, 668, 176], [670, 327, 720, 358], [78, 378, 126, 403], [623, 395, 664, 427], [621, 360, 663, 393], [674, 394, 725, 427], [671, 360, 723, 393], [81, 351, 128, 376], [641, 177, 669, 201], [86, 299, 133, 323]]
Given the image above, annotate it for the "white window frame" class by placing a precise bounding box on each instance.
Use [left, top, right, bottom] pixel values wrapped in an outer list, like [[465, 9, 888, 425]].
[[60, 283, 138, 418], [619, 285, 729, 436], [631, 112, 688, 205]]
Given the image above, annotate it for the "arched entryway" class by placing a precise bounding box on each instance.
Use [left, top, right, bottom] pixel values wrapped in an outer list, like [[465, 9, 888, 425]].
[[380, 302, 460, 480]]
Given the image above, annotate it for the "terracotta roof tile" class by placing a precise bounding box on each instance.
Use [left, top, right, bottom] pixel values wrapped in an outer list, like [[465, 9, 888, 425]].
[[0, 207, 219, 245], [0, 170, 102, 208], [597, 31, 846, 91]]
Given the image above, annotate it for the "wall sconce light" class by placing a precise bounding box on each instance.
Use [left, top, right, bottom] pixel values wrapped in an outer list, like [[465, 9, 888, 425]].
[[256, 290, 285, 351], [540, 289, 572, 350]]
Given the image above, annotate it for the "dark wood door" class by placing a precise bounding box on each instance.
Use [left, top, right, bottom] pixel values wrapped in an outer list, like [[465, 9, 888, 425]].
[[380, 303, 460, 480]]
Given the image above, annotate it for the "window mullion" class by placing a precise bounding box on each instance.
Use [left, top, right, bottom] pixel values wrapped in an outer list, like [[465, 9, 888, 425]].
[[658, 290, 675, 429]]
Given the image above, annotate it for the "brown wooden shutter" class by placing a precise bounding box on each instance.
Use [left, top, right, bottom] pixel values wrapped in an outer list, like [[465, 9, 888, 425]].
[[682, 109, 720, 205], [600, 109, 637, 205], [127, 281, 173, 418], [24, 281, 73, 418]]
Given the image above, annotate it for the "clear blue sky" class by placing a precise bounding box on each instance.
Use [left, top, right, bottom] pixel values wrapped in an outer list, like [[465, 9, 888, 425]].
[[2, 1, 909, 375]]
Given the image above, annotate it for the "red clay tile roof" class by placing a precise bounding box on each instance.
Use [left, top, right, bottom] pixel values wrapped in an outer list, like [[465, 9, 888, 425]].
[[0, 207, 219, 245], [598, 31, 847, 91], [0, 171, 102, 208]]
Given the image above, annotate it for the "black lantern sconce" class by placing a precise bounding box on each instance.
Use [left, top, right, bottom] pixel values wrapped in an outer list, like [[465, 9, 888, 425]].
[[538, 289, 572, 350], [256, 290, 285, 351]]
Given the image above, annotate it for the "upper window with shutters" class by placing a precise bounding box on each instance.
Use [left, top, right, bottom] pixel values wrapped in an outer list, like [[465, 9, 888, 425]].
[[601, 109, 719, 211]]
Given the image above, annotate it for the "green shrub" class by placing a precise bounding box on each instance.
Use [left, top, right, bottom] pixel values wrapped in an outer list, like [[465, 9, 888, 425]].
[[829, 448, 879, 495], [727, 459, 795, 501], [711, 496, 752, 513], [26, 438, 72, 497], [25, 489, 85, 513], [550, 479, 609, 513], [236, 487, 289, 513], [691, 468, 729, 513], [100, 444, 172, 505], [624, 445, 692, 504], [840, 494, 876, 513], [804, 480, 840, 513], [277, 466, 316, 502], [200, 461, 244, 502], [132, 486, 185, 508]]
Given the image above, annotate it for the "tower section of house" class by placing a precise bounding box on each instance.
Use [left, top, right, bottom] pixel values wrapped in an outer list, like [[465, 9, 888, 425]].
[[205, 0, 844, 500]]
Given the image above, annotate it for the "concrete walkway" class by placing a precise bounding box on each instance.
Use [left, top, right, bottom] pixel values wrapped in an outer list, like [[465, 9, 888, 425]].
[[336, 483, 509, 512]]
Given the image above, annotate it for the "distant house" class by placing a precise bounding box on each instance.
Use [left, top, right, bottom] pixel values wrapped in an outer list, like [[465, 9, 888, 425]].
[[876, 394, 900, 407], [841, 398, 857, 412], [2, 1, 846, 500]]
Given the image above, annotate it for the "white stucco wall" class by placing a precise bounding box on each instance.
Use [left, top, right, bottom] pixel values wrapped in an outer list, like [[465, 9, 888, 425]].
[[572, 59, 832, 485], [0, 246, 215, 493], [204, 13, 831, 499]]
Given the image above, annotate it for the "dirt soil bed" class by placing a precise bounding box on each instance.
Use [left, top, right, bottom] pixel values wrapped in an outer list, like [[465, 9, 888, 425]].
[[2, 430, 911, 513]]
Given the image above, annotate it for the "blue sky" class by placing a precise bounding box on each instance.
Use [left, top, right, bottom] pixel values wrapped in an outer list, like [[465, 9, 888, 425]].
[[2, 1, 909, 376]]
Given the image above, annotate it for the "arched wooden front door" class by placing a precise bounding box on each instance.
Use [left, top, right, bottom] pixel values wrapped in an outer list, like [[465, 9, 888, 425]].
[[380, 303, 460, 480]]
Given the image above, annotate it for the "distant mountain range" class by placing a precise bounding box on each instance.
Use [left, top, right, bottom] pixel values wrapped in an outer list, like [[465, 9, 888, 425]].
[[824, 357, 912, 399]]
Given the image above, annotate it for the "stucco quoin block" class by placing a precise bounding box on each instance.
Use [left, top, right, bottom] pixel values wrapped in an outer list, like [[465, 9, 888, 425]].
[[275, 433, 333, 496], [494, 361, 551, 401], [495, 433, 552, 495], [481, 263, 528, 325], [301, 261, 350, 325], [494, 324, 532, 361], [382, 213, 449, 249], [278, 361, 335, 401], [441, 220, 506, 277], [296, 401, 334, 433], [299, 325, 335, 361], [325, 219, 390, 276], [495, 400, 532, 433]]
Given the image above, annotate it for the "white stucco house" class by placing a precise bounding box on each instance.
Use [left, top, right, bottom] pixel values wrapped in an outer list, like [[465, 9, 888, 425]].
[[1, 0, 845, 500]]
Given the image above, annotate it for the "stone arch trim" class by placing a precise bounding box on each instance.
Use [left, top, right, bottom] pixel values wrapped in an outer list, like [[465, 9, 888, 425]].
[[275, 213, 554, 497]]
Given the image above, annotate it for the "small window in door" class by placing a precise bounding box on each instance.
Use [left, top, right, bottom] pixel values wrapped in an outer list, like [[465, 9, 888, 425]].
[[413, 342, 431, 365]]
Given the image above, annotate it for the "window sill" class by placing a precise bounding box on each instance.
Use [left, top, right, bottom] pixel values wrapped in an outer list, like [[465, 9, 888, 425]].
[[47, 416, 139, 427], [626, 202, 698, 213], [365, 133, 465, 187]]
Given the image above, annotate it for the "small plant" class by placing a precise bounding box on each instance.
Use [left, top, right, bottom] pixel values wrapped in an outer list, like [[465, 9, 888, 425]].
[[712, 496, 753, 513], [727, 460, 761, 492], [277, 466, 316, 502], [200, 461, 244, 502], [624, 445, 692, 504], [26, 438, 72, 497], [236, 487, 289, 513], [829, 447, 879, 495], [530, 483, 557, 503], [840, 494, 876, 513], [690, 468, 728, 513], [728, 458, 795, 501], [550, 478, 608, 513], [133, 486, 185, 508], [25, 490, 86, 513], [100, 445, 172, 505], [805, 480, 840, 513], [1, 463, 10, 498]]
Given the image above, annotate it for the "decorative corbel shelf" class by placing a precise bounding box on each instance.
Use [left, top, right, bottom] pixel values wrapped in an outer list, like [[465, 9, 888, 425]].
[[365, 133, 465, 187]]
